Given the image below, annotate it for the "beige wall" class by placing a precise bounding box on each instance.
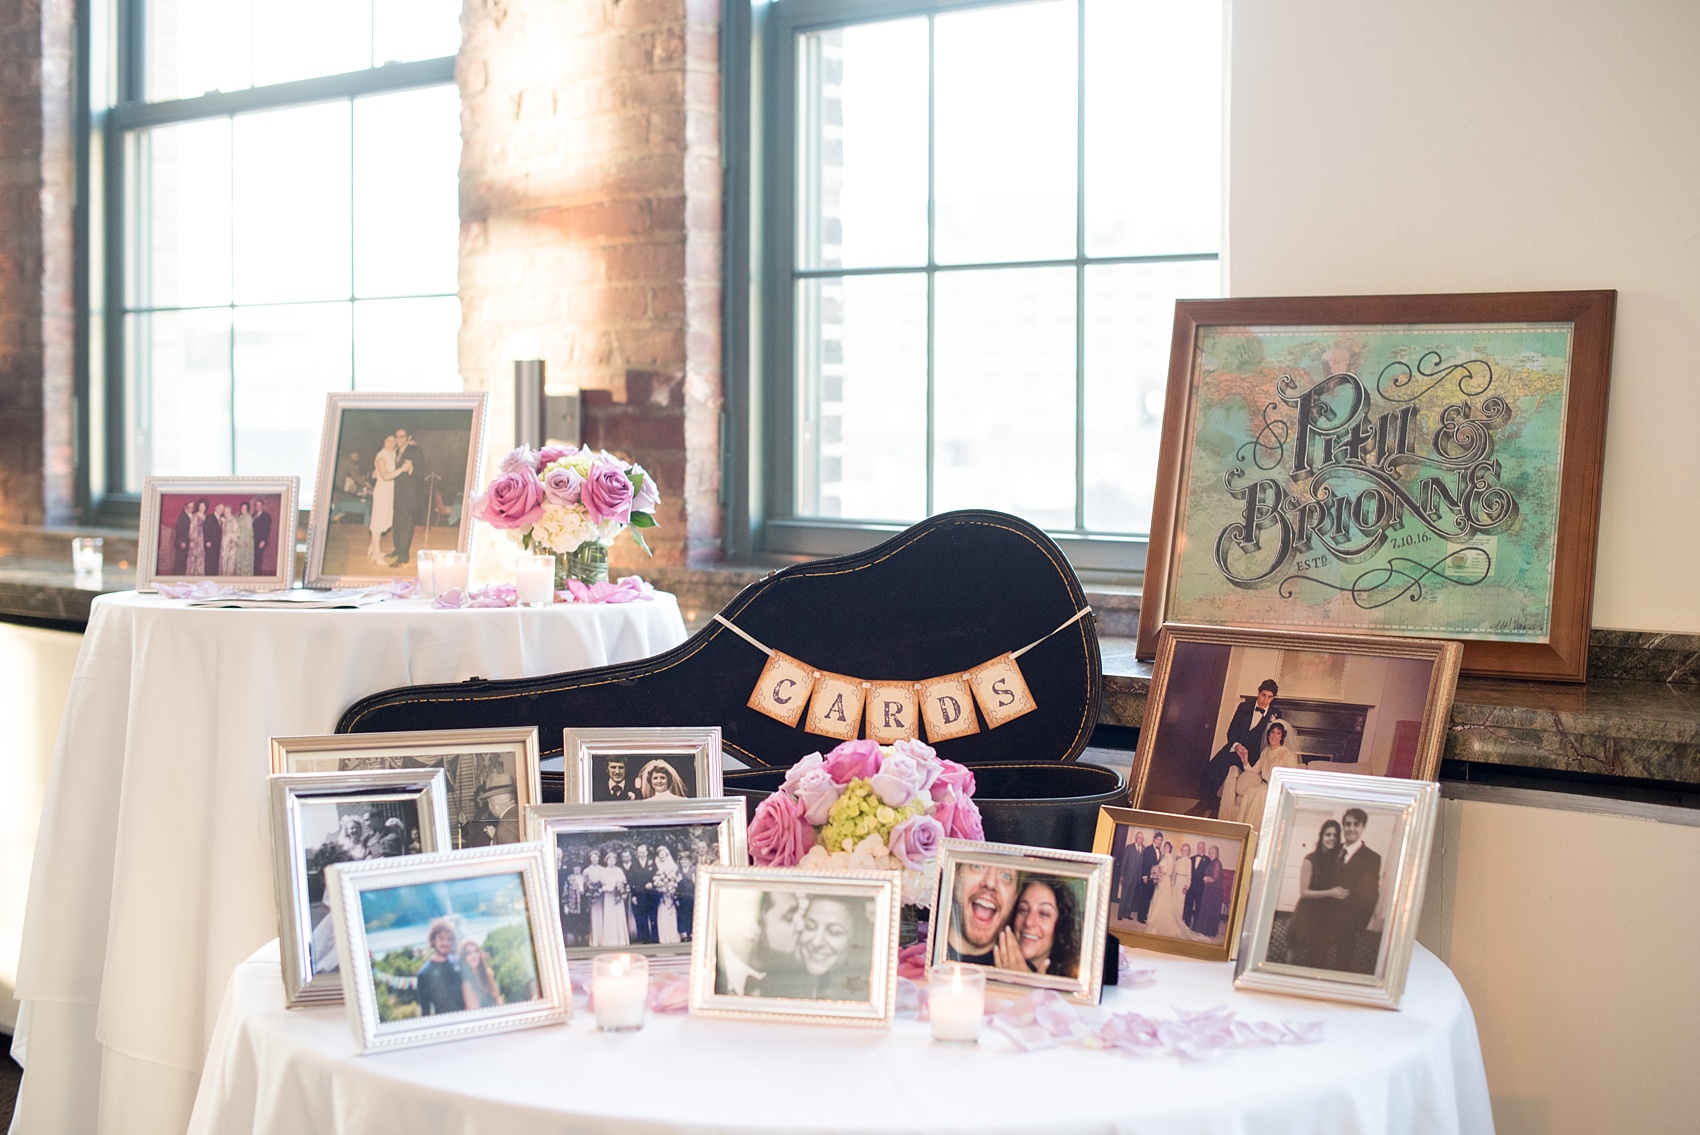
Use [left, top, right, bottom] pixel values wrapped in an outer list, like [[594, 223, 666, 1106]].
[[1418, 795, 1700, 1133], [1226, 0, 1700, 633], [0, 623, 80, 1032]]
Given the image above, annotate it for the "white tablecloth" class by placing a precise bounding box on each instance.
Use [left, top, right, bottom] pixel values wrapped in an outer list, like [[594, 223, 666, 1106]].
[[187, 941, 1493, 1135], [8, 590, 688, 1135]]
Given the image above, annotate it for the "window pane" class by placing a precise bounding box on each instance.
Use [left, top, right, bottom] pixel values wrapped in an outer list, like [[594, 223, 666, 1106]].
[[1084, 0, 1222, 257], [354, 86, 461, 298], [251, 0, 372, 88], [145, 0, 252, 100], [796, 275, 928, 521], [934, 267, 1075, 526], [372, 0, 462, 65], [233, 103, 351, 305], [934, 2, 1076, 265], [129, 309, 233, 485], [798, 20, 928, 270], [1083, 259, 1219, 533], [354, 297, 462, 391], [233, 303, 352, 490], [131, 119, 232, 309]]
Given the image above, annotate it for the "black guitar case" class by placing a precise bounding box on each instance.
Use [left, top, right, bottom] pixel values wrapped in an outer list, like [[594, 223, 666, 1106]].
[[336, 509, 1124, 852]]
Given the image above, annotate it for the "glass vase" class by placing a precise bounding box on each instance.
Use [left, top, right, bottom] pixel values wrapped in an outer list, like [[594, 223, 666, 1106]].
[[557, 542, 610, 586]]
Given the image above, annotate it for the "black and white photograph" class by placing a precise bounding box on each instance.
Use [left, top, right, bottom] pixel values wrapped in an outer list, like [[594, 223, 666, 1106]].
[[271, 728, 541, 852], [928, 840, 1111, 1004], [305, 392, 486, 586], [1132, 626, 1461, 833], [269, 769, 449, 1006], [688, 867, 898, 1027], [136, 476, 299, 591], [1093, 806, 1253, 962], [326, 844, 571, 1053], [563, 728, 724, 804], [1235, 769, 1440, 1009]]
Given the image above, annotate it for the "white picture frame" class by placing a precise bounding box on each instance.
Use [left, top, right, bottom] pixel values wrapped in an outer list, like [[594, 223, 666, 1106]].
[[137, 475, 299, 591]]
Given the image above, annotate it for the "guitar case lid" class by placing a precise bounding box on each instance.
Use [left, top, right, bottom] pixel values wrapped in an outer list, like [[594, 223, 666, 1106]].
[[338, 509, 1101, 767]]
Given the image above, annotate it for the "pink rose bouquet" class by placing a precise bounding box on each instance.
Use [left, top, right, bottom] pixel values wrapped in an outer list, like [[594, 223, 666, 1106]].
[[470, 443, 661, 559], [747, 737, 983, 907]]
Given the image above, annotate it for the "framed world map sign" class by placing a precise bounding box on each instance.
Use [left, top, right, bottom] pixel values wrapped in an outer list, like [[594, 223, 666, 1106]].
[[1138, 291, 1616, 682]]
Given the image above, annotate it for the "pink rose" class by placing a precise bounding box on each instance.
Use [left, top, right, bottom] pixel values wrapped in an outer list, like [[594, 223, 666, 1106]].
[[822, 739, 883, 784], [887, 815, 944, 870], [595, 448, 632, 472], [931, 783, 984, 841], [472, 469, 545, 529], [869, 753, 928, 808], [499, 445, 540, 474], [631, 463, 661, 514], [781, 752, 826, 793], [890, 738, 938, 764], [930, 759, 976, 802], [748, 792, 815, 867], [793, 768, 843, 825], [582, 461, 635, 525], [541, 465, 584, 507], [538, 444, 578, 465]]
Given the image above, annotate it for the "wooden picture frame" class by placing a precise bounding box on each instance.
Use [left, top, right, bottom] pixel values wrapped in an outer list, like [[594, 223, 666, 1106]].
[[1139, 291, 1616, 682], [1131, 624, 1460, 829], [305, 391, 487, 588], [1092, 806, 1254, 963], [137, 476, 298, 591]]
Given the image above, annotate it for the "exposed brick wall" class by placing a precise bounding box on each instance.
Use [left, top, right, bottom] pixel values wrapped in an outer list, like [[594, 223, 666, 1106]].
[[459, 0, 723, 569], [0, 0, 74, 525]]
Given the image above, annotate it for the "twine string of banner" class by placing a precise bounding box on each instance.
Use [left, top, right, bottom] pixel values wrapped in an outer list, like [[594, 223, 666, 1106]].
[[713, 606, 1093, 745]]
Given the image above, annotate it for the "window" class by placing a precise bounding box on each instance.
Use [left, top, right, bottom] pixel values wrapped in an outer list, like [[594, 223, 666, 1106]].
[[86, 0, 463, 509], [754, 0, 1223, 573]]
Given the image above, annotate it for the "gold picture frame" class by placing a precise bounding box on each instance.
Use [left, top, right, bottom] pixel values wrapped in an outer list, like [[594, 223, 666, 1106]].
[[928, 838, 1112, 1005], [271, 728, 540, 851], [1092, 806, 1254, 963], [687, 866, 899, 1028], [1131, 624, 1461, 830]]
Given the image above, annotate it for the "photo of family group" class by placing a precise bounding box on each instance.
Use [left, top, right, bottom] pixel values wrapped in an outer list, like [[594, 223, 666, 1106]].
[[712, 887, 878, 1002], [297, 796, 426, 978], [1135, 632, 1455, 834], [355, 872, 541, 1024], [591, 754, 697, 803], [1266, 802, 1402, 978], [310, 396, 484, 585], [941, 860, 1088, 981], [554, 826, 719, 950], [154, 492, 286, 578], [1107, 825, 1244, 948]]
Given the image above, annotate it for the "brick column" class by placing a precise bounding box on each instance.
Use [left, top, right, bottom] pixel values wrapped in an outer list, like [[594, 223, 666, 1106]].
[[0, 0, 74, 525], [459, 0, 723, 569]]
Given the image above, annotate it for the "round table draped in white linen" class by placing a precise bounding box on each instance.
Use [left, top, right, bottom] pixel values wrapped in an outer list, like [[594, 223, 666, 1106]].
[[186, 940, 1493, 1135], [8, 590, 689, 1135]]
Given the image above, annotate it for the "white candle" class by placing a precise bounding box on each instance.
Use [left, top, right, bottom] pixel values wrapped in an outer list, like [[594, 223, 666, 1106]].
[[929, 963, 984, 1044], [415, 550, 437, 597], [72, 537, 103, 576], [434, 551, 470, 595], [592, 953, 648, 1031], [515, 553, 555, 607]]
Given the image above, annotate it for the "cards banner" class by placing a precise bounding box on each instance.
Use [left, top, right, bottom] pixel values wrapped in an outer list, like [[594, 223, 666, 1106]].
[[715, 609, 1091, 746]]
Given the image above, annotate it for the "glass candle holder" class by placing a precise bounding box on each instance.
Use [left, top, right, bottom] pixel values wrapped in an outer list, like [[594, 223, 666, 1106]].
[[514, 553, 555, 607], [72, 537, 104, 577], [416, 549, 438, 598], [432, 550, 470, 596], [592, 952, 648, 1032], [928, 963, 985, 1044]]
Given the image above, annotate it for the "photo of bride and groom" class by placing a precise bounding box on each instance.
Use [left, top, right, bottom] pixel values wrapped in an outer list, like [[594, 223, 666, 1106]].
[[1108, 825, 1243, 947]]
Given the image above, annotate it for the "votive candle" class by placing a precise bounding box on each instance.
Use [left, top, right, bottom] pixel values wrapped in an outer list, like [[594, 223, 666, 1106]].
[[415, 549, 438, 598], [433, 550, 470, 596], [515, 553, 555, 607], [928, 963, 984, 1044], [71, 537, 103, 576], [592, 952, 648, 1032]]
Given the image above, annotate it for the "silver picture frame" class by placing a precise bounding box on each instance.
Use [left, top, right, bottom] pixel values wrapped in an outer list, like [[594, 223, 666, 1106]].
[[929, 838, 1113, 1005], [137, 475, 300, 591], [562, 727, 724, 804], [305, 390, 488, 588], [326, 842, 571, 1054], [687, 866, 900, 1028], [1233, 768, 1440, 1009], [269, 768, 451, 1007], [270, 728, 541, 851], [523, 798, 749, 959]]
